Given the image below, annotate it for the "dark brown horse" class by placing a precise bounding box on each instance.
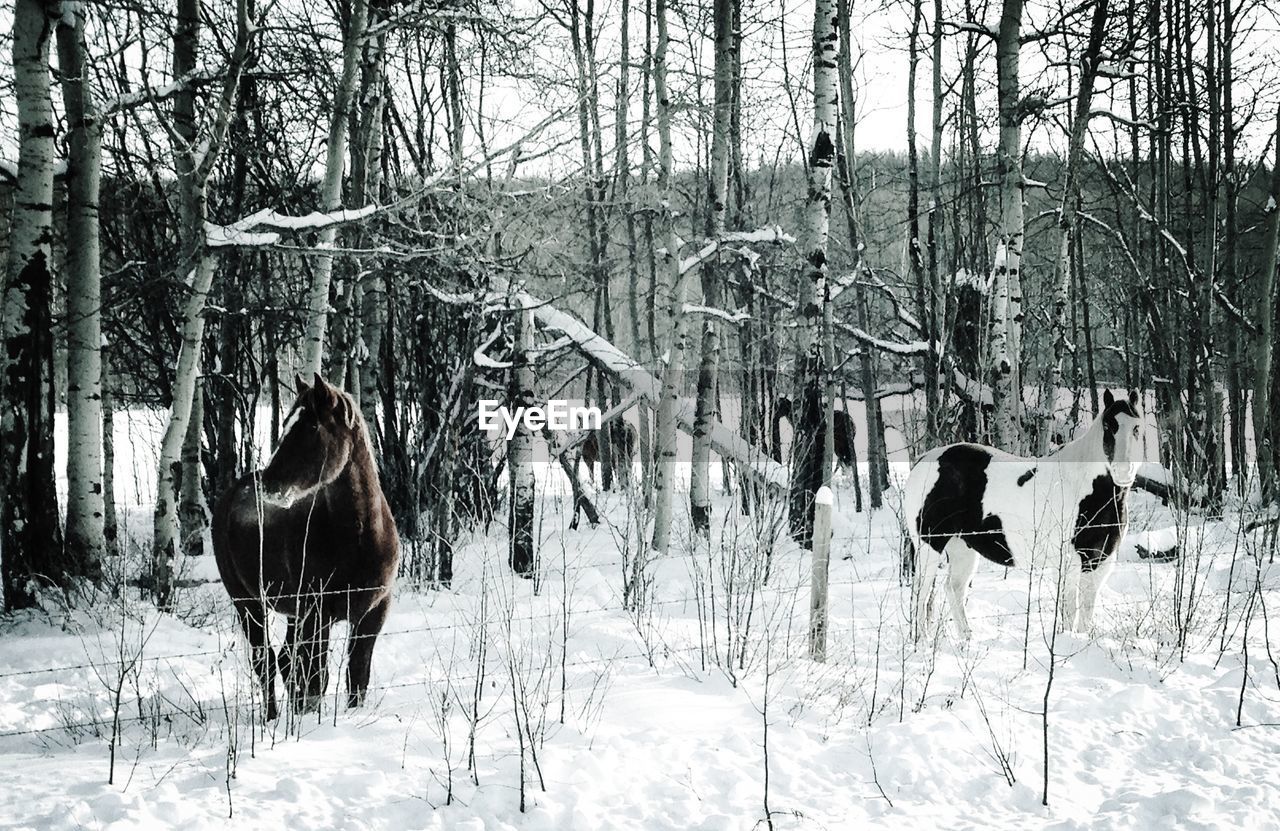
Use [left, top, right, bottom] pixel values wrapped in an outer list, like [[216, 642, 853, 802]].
[[774, 397, 857, 470], [213, 374, 400, 719], [578, 421, 639, 485]]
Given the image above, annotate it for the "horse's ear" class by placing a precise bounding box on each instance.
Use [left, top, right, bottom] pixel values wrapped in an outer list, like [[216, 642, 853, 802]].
[[295, 374, 309, 396], [1103, 389, 1115, 408], [312, 374, 340, 411], [1128, 389, 1139, 409]]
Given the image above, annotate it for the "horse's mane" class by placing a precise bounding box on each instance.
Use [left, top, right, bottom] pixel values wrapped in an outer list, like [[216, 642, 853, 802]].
[[340, 388, 376, 458]]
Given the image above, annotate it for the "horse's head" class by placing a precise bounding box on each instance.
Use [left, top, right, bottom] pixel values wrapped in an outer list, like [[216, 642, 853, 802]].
[[260, 373, 358, 505], [1101, 388, 1143, 487]]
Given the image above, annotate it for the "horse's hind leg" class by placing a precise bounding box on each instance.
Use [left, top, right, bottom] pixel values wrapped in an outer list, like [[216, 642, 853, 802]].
[[233, 600, 279, 721], [912, 537, 942, 643], [944, 539, 979, 641], [347, 596, 391, 708]]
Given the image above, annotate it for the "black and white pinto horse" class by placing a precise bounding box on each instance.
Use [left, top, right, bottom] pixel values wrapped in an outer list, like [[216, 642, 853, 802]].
[[903, 390, 1144, 640]]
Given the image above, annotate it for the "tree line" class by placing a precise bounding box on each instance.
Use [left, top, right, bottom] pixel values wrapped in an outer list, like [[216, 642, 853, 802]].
[[1, 0, 1278, 610]]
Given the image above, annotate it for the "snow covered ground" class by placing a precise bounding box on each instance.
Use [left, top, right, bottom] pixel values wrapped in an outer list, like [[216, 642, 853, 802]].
[[3, 412, 1279, 829]]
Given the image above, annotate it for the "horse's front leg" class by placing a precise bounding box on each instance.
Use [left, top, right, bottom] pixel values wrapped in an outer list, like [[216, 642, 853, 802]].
[[347, 596, 392, 708], [291, 607, 331, 714], [233, 600, 280, 721], [1077, 555, 1115, 632]]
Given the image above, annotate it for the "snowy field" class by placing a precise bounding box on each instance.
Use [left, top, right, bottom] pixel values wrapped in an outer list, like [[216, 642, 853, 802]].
[[2, 410, 1279, 829]]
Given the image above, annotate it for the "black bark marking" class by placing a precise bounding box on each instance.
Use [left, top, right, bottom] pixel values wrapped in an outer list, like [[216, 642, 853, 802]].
[[1017, 467, 1037, 486], [809, 129, 835, 168]]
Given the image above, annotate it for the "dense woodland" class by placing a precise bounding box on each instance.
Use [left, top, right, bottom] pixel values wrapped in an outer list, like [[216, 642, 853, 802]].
[[1, 0, 1279, 611]]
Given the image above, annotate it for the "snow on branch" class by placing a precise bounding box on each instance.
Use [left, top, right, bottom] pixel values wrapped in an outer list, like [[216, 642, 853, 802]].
[[100, 70, 215, 116], [722, 226, 796, 245], [205, 205, 380, 248], [472, 328, 511, 369], [945, 19, 998, 38], [1090, 108, 1154, 130], [677, 225, 793, 274], [678, 240, 720, 275], [525, 294, 788, 490], [682, 304, 750, 323], [864, 273, 924, 331], [1095, 63, 1139, 80], [532, 335, 576, 355], [847, 326, 934, 356]]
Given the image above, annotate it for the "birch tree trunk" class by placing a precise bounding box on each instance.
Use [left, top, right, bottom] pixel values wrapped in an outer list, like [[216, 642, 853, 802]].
[[990, 0, 1025, 452], [690, 0, 734, 533], [1255, 108, 1280, 497], [649, 0, 686, 554], [789, 0, 838, 546], [179, 378, 208, 559], [906, 0, 937, 446], [356, 25, 389, 428], [2, 0, 66, 609], [509, 308, 537, 576], [152, 0, 249, 610], [570, 0, 616, 490], [836, 0, 883, 509], [926, 0, 944, 445], [57, 3, 106, 575], [1043, 0, 1108, 452], [102, 343, 120, 560], [301, 0, 367, 377]]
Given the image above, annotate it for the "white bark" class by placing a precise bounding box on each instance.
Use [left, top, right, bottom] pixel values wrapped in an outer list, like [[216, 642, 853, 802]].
[[1042, 0, 1109, 455], [990, 0, 1025, 451], [154, 258, 217, 603], [790, 0, 838, 546], [152, 0, 250, 609], [650, 0, 686, 555], [509, 307, 537, 575], [1255, 107, 1280, 495], [690, 0, 735, 533], [2, 0, 65, 608], [57, 3, 107, 570], [301, 0, 368, 377], [356, 29, 389, 426]]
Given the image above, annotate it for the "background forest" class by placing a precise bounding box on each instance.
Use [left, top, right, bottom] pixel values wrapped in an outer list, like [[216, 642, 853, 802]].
[[3, 2, 1280, 825], [1, 0, 1279, 607]]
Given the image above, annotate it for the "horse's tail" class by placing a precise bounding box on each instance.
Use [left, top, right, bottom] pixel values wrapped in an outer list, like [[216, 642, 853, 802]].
[[899, 530, 916, 586]]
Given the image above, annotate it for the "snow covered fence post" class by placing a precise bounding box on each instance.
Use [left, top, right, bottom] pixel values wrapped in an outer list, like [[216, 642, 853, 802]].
[[808, 485, 834, 661]]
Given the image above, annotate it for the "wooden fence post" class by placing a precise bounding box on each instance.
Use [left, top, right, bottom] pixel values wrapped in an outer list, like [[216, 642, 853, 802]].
[[808, 485, 834, 660]]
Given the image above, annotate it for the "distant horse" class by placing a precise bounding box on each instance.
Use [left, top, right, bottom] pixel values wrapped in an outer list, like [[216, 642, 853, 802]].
[[903, 389, 1143, 640], [774, 397, 857, 471], [578, 421, 639, 485], [213, 374, 400, 719]]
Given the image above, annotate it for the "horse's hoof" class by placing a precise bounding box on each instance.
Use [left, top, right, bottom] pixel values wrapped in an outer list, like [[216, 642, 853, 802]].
[[347, 691, 366, 709]]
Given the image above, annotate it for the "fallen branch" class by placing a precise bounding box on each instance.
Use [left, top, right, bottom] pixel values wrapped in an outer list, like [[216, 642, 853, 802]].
[[525, 294, 788, 491]]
